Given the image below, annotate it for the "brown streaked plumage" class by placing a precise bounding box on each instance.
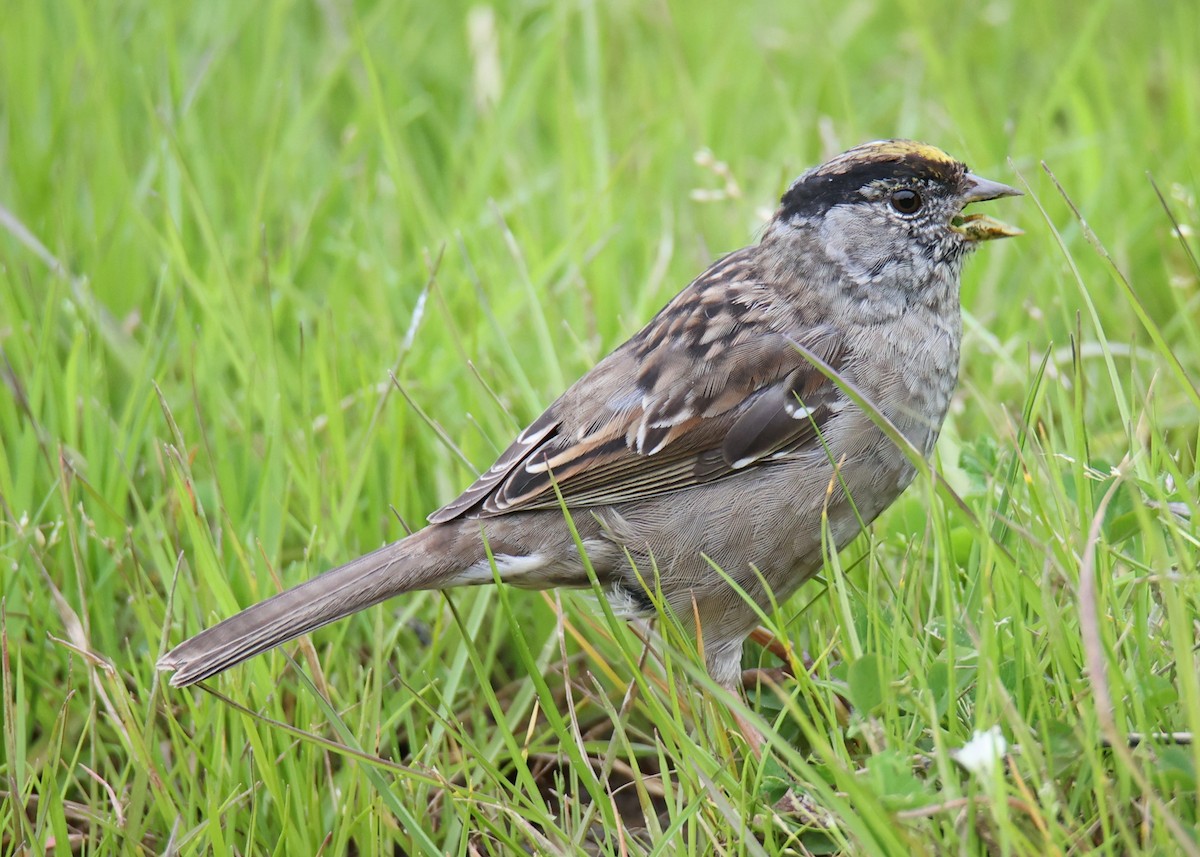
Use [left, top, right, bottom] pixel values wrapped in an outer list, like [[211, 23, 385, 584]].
[[158, 141, 1020, 725]]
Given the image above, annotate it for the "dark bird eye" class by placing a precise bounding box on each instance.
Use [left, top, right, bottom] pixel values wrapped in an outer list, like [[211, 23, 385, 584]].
[[890, 189, 922, 214]]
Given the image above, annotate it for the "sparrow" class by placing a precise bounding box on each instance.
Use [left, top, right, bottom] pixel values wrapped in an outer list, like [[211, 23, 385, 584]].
[[158, 140, 1020, 723]]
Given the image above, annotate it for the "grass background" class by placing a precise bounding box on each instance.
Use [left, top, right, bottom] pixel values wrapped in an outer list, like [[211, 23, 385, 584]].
[[2, 0, 1198, 853]]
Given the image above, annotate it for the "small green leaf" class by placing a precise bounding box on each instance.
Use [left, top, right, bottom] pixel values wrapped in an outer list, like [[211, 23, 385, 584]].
[[1154, 746, 1197, 790], [950, 525, 975, 567], [759, 755, 792, 805], [1105, 510, 1142, 545], [928, 660, 953, 718], [799, 831, 843, 855], [959, 436, 1000, 491], [1139, 673, 1180, 710], [848, 653, 886, 714], [867, 748, 932, 809]]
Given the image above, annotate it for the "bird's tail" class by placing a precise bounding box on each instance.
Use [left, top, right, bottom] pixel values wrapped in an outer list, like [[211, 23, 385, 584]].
[[158, 528, 459, 687]]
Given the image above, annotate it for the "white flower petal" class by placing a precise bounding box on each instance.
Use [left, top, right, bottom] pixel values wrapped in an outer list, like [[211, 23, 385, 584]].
[[953, 726, 1008, 777]]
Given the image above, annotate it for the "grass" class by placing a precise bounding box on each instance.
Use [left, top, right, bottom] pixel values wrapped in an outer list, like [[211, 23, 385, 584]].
[[1, 0, 1198, 853]]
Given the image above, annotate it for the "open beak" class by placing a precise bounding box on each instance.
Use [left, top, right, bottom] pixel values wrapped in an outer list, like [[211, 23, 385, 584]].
[[951, 173, 1023, 242]]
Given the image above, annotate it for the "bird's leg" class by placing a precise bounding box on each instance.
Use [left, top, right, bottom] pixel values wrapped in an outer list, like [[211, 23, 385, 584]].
[[743, 625, 813, 689], [694, 603, 776, 755], [740, 665, 792, 689], [725, 684, 765, 758], [748, 625, 795, 662]]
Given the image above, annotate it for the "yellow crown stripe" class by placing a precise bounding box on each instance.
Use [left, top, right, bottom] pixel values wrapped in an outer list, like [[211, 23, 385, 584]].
[[856, 140, 957, 164]]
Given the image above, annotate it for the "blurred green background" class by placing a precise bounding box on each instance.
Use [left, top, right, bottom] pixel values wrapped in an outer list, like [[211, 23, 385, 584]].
[[1, 0, 1197, 853]]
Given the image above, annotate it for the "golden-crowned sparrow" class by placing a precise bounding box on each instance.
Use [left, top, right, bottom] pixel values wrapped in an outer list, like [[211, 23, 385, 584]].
[[159, 140, 1020, 701]]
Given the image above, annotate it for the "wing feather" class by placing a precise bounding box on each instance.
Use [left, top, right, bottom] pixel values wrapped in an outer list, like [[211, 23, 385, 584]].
[[428, 248, 850, 522]]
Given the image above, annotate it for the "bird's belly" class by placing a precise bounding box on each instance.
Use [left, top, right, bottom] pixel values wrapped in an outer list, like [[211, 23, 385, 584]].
[[600, 427, 926, 619]]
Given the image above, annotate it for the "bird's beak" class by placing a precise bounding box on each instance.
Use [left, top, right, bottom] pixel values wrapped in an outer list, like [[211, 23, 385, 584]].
[[952, 173, 1023, 242]]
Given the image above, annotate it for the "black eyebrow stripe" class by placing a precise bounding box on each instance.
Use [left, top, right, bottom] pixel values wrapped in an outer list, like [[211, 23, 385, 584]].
[[779, 157, 965, 220]]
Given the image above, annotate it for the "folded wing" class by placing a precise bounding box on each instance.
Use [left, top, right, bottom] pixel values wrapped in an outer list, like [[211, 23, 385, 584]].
[[428, 249, 849, 522]]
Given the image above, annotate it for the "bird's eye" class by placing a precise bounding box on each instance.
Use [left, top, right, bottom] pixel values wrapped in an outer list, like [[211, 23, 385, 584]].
[[890, 189, 922, 215]]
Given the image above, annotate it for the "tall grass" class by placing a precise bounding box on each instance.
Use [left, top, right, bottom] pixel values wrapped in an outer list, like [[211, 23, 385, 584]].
[[1, 0, 1197, 853]]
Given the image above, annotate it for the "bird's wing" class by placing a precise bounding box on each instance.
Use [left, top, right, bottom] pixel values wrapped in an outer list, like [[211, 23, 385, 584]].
[[428, 248, 849, 522]]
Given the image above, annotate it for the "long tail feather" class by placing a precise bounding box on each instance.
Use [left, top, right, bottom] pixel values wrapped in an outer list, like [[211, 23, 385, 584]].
[[158, 535, 446, 687]]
